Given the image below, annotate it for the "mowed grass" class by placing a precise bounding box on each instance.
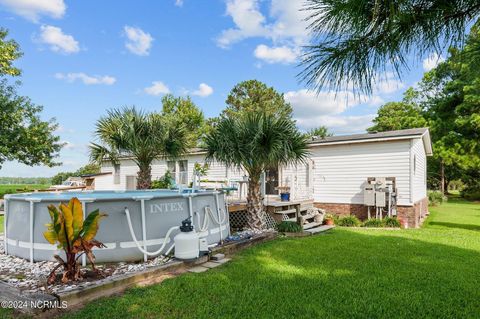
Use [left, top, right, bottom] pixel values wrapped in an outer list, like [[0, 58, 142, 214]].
[[1, 199, 479, 318], [59, 198, 480, 319], [0, 184, 50, 199]]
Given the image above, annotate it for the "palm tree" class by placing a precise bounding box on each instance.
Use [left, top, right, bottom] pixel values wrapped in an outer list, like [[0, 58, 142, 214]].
[[204, 113, 309, 230], [90, 107, 188, 189]]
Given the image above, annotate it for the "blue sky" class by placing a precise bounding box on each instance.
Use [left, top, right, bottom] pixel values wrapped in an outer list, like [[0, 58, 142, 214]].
[[0, 0, 443, 177]]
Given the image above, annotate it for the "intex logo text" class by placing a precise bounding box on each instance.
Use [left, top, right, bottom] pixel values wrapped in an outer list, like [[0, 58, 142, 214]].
[[149, 202, 184, 214]]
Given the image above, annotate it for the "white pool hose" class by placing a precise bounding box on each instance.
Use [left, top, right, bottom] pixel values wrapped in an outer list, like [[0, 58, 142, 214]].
[[194, 206, 227, 233], [124, 207, 179, 256]]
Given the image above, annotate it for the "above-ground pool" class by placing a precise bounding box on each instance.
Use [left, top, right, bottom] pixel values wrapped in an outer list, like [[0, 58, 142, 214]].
[[4, 189, 230, 263]]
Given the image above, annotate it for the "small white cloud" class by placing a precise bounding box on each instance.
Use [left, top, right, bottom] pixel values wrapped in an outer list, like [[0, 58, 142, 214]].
[[55, 125, 75, 134], [216, 0, 309, 48], [123, 26, 153, 56], [0, 0, 66, 22], [286, 88, 381, 134], [175, 0, 183, 7], [254, 44, 297, 64], [285, 89, 359, 117], [144, 81, 170, 96], [55, 72, 116, 85], [423, 53, 445, 71], [192, 83, 214, 97], [373, 72, 405, 94], [296, 114, 376, 134], [217, 0, 267, 48], [38, 25, 79, 54]]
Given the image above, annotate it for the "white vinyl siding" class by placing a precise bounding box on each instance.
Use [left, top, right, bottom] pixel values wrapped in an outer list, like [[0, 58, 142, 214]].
[[280, 161, 313, 200], [411, 138, 427, 202], [310, 140, 412, 206], [98, 136, 429, 205]]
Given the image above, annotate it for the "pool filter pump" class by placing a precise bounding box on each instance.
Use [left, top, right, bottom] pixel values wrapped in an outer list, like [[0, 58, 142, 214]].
[[174, 217, 200, 260]]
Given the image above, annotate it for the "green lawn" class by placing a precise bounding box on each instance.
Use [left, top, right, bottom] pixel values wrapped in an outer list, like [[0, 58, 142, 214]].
[[2, 199, 480, 318], [0, 184, 50, 199]]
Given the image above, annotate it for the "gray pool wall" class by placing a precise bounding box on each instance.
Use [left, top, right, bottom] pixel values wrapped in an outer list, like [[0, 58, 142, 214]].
[[4, 190, 230, 263]]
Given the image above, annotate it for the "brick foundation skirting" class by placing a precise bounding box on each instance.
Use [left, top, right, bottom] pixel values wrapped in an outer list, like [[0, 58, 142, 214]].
[[314, 197, 429, 228]]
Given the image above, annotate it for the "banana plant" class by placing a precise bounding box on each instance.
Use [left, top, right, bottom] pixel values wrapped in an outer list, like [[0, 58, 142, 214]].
[[44, 197, 107, 284]]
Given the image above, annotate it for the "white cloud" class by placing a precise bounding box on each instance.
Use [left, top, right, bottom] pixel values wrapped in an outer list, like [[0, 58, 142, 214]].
[[217, 0, 309, 48], [423, 53, 445, 71], [192, 83, 214, 97], [297, 114, 376, 134], [175, 0, 184, 7], [217, 0, 267, 48], [254, 44, 297, 64], [285, 89, 361, 118], [144, 81, 170, 96], [0, 0, 65, 22], [123, 26, 153, 56], [268, 0, 310, 45], [373, 72, 405, 94], [55, 72, 116, 85], [285, 88, 382, 134], [38, 25, 79, 54]]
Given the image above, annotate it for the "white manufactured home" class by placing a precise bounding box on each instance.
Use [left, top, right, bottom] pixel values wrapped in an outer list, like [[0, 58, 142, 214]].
[[94, 128, 432, 228]]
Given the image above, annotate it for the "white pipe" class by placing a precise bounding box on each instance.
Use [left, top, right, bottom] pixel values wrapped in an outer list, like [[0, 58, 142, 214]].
[[124, 208, 179, 256], [195, 210, 209, 233], [29, 201, 34, 263], [187, 196, 193, 220], [81, 201, 87, 266], [4, 199, 8, 255], [215, 193, 223, 243], [140, 199, 147, 262]]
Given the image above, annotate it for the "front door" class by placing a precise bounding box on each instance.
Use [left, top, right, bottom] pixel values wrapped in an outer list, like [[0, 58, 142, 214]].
[[265, 167, 279, 195]]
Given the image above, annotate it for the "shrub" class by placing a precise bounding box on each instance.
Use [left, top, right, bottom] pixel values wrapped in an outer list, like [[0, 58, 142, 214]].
[[461, 185, 480, 200], [428, 190, 447, 206], [44, 197, 107, 284], [277, 221, 302, 233], [151, 171, 175, 189], [362, 219, 385, 228], [338, 215, 361, 227], [384, 217, 401, 228]]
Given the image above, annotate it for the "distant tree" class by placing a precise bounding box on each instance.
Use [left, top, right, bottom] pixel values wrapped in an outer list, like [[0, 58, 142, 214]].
[[300, 0, 480, 94], [0, 28, 22, 77], [204, 113, 309, 230], [75, 163, 100, 176], [223, 80, 293, 120], [305, 126, 332, 139], [161, 94, 206, 147], [0, 29, 62, 169], [90, 107, 189, 189], [50, 163, 100, 185], [367, 101, 428, 132], [51, 172, 74, 185]]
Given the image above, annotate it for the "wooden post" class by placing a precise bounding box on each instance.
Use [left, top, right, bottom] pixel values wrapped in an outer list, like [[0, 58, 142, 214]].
[[295, 203, 301, 229]]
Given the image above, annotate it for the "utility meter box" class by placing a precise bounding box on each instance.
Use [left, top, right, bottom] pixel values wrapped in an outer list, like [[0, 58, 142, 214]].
[[364, 185, 375, 206], [375, 191, 386, 207]]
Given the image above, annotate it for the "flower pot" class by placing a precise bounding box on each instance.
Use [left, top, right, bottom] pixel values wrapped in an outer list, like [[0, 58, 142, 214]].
[[325, 218, 334, 226], [280, 192, 290, 201]]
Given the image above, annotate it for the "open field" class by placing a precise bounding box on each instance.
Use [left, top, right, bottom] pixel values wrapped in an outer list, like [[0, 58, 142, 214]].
[[57, 198, 480, 319], [0, 184, 50, 199]]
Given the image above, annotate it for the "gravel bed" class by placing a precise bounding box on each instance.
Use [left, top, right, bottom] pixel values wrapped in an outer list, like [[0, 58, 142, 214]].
[[0, 235, 170, 294]]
